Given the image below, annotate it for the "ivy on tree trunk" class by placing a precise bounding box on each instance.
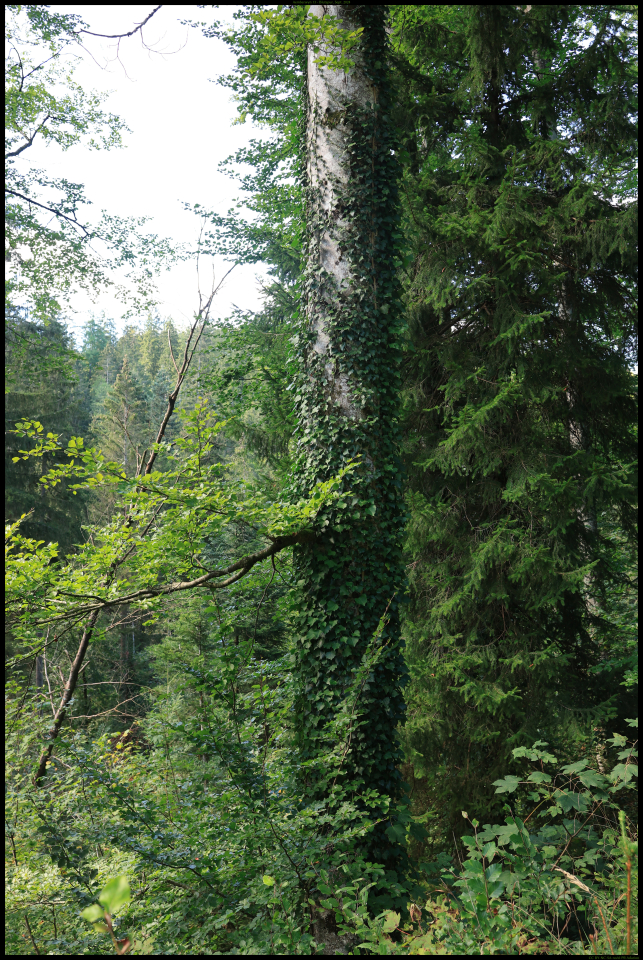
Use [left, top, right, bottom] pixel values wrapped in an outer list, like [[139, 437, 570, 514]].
[[292, 4, 407, 869]]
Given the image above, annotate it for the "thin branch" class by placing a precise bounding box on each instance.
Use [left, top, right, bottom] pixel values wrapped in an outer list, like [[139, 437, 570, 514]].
[[42, 649, 55, 717], [8, 831, 18, 867], [20, 52, 61, 85], [141, 263, 236, 477], [67, 696, 143, 720], [168, 327, 180, 374], [72, 681, 146, 688], [5, 114, 52, 159], [27, 531, 315, 628], [30, 262, 236, 784], [6, 188, 93, 238], [4, 620, 81, 677], [24, 915, 41, 955], [56, 591, 108, 603], [159, 879, 194, 892], [116, 503, 165, 566], [76, 6, 163, 40], [33, 609, 99, 783]]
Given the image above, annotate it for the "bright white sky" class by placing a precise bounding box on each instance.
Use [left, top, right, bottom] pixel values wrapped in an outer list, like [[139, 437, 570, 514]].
[[23, 4, 270, 343]]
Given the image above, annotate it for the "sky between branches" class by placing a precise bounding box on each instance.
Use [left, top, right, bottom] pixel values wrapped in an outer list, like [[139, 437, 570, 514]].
[[23, 4, 269, 342]]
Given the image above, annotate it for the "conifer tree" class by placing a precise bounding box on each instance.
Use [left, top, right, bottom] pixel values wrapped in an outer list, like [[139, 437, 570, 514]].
[[5, 309, 90, 554], [78, 314, 118, 416], [80, 315, 117, 375], [140, 314, 163, 382], [390, 3, 638, 839], [93, 357, 149, 474], [181, 0, 637, 857]]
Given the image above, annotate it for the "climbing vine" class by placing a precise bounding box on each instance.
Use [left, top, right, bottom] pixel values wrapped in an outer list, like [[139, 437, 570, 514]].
[[290, 5, 408, 869]]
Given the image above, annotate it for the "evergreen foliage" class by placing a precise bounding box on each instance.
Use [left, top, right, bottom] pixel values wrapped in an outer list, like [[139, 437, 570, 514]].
[[5, 308, 90, 554], [4, 4, 638, 955], [388, 3, 638, 846]]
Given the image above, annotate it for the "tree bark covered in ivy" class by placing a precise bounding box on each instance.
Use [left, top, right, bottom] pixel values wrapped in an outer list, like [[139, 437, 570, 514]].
[[292, 4, 407, 867]]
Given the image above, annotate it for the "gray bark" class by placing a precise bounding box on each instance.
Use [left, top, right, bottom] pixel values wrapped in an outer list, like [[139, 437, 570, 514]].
[[306, 4, 376, 421]]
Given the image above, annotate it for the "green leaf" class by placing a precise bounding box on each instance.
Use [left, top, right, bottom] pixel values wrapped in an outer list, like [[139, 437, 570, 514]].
[[482, 841, 497, 861], [81, 903, 104, 923], [98, 875, 130, 914], [527, 771, 551, 784], [557, 790, 587, 813], [381, 910, 400, 933], [386, 822, 406, 843], [560, 759, 589, 774], [493, 775, 521, 794], [609, 762, 638, 786], [262, 875, 275, 886], [578, 770, 608, 789]]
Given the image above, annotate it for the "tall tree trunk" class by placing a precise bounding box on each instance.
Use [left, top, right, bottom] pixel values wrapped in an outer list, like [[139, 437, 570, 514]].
[[294, 4, 406, 869]]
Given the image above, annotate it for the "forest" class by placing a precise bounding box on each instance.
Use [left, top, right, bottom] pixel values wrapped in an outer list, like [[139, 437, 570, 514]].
[[5, 4, 638, 955]]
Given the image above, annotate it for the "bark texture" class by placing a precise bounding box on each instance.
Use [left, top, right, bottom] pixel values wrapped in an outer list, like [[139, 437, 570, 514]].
[[306, 4, 376, 421], [293, 4, 407, 875]]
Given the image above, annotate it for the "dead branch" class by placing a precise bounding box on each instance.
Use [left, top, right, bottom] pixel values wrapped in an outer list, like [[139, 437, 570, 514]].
[[31, 269, 238, 785]]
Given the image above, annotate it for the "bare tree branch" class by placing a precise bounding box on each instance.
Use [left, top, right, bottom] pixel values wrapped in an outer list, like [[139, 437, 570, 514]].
[[33, 609, 99, 783], [67, 696, 143, 721], [30, 265, 239, 785], [76, 6, 163, 41], [168, 326, 180, 375], [141, 263, 236, 477]]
